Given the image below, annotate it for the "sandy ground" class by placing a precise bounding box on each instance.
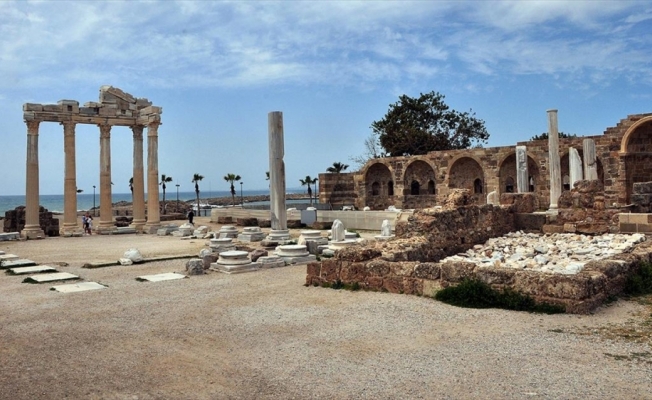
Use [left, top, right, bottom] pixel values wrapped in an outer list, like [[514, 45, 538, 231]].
[[1, 217, 651, 399]]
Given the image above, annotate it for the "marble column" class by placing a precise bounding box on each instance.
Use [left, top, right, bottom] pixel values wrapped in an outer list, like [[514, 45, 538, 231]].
[[97, 124, 114, 233], [130, 126, 146, 231], [569, 147, 583, 189], [515, 145, 529, 193], [61, 122, 82, 236], [267, 111, 290, 241], [583, 138, 598, 181], [21, 120, 45, 239], [145, 122, 161, 233], [547, 109, 562, 211]]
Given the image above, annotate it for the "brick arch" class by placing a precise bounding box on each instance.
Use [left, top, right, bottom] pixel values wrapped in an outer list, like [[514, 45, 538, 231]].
[[448, 156, 485, 196], [620, 116, 652, 154], [403, 159, 437, 195], [363, 162, 394, 209]]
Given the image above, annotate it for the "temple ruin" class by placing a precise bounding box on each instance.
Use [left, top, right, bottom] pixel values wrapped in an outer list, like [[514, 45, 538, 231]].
[[21, 86, 162, 238]]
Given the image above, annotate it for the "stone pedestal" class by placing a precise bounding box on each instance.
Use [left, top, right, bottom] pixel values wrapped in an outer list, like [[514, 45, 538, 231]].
[[328, 239, 358, 251], [275, 244, 316, 264], [266, 229, 291, 241], [209, 238, 236, 253], [237, 227, 265, 242], [210, 250, 259, 274], [258, 255, 286, 268], [298, 230, 324, 245], [218, 225, 239, 239]]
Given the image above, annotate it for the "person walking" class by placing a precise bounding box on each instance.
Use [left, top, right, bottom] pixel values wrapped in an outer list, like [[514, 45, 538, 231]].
[[85, 212, 93, 235], [188, 209, 194, 225]]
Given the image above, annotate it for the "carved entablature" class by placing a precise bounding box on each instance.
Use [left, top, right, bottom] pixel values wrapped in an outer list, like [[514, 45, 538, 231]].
[[22, 85, 162, 127]]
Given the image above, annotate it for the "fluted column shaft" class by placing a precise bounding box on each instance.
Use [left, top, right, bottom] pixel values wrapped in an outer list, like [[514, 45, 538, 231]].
[[268, 112, 287, 231], [22, 120, 45, 239], [98, 124, 113, 231], [145, 122, 160, 231], [547, 109, 561, 210], [61, 122, 82, 235], [130, 126, 146, 231]]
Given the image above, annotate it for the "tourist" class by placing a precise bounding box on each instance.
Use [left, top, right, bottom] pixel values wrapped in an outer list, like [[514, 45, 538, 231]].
[[82, 214, 88, 235], [85, 213, 93, 235], [188, 209, 194, 225]]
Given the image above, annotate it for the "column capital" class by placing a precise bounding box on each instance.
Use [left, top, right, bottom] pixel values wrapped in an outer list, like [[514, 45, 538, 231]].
[[131, 125, 144, 140], [26, 120, 40, 135], [61, 121, 76, 136], [98, 124, 111, 138], [147, 121, 160, 136]]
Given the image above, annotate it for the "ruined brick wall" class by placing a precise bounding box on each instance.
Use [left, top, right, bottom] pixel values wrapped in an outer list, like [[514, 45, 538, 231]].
[[631, 182, 652, 213], [318, 172, 357, 209], [325, 113, 652, 211], [3, 206, 60, 236]]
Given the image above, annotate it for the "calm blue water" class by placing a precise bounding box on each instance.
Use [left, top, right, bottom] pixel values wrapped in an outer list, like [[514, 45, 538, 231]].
[[0, 189, 304, 214]]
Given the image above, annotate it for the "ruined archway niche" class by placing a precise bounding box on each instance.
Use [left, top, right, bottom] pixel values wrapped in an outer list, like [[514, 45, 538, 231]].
[[364, 162, 393, 209], [498, 153, 540, 195], [623, 119, 652, 203], [403, 160, 436, 195], [448, 156, 484, 203]]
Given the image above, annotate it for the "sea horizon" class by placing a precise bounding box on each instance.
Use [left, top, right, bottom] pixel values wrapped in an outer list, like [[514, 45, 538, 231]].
[[0, 188, 308, 214]]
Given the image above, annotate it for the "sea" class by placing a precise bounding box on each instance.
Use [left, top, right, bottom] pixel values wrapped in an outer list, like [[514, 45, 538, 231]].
[[0, 189, 306, 214]]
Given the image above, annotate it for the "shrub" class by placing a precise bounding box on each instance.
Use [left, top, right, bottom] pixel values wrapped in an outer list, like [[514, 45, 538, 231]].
[[435, 278, 565, 314], [624, 262, 652, 296]]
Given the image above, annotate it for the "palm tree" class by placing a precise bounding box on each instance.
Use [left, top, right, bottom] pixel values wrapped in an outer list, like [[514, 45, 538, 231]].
[[265, 171, 270, 181], [159, 174, 173, 214], [327, 162, 349, 173], [299, 175, 318, 205], [192, 173, 204, 216], [223, 173, 241, 206]]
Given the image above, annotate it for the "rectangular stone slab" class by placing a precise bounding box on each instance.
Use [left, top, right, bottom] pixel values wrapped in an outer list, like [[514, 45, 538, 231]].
[[7, 265, 58, 275], [136, 272, 187, 282], [23, 272, 80, 283], [51, 282, 107, 293], [0, 254, 20, 261], [1, 259, 37, 269]]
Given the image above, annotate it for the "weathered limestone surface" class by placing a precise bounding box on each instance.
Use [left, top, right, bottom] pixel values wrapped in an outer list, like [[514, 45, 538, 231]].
[[583, 138, 598, 181], [548, 109, 562, 210], [515, 145, 529, 193], [569, 147, 583, 188]]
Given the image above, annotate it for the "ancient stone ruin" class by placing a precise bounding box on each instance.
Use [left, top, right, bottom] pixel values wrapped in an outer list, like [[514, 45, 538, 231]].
[[3, 206, 59, 237]]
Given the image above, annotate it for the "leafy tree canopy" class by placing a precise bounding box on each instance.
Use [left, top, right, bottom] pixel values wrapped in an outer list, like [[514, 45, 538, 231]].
[[371, 91, 489, 157], [530, 132, 577, 141]]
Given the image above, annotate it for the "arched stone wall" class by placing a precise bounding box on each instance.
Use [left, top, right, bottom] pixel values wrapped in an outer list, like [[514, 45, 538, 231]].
[[560, 150, 605, 190], [401, 159, 437, 209], [364, 162, 394, 210], [622, 118, 652, 202], [448, 156, 485, 204], [497, 153, 540, 195]]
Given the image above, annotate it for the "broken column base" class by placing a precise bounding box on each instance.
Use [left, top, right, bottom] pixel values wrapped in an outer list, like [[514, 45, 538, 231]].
[[210, 250, 260, 274]]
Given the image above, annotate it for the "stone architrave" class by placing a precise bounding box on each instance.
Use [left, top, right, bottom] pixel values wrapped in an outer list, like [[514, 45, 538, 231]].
[[583, 138, 598, 181], [267, 112, 290, 241], [61, 121, 82, 236], [145, 122, 161, 233], [130, 126, 146, 231], [547, 109, 562, 211], [569, 147, 583, 189], [21, 121, 45, 239], [97, 124, 114, 233], [515, 145, 529, 193], [331, 219, 345, 242]]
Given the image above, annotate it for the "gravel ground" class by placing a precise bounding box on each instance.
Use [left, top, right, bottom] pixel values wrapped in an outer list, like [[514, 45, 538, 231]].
[[1, 219, 651, 399]]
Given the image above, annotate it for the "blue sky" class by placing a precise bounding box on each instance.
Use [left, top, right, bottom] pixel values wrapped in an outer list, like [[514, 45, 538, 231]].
[[1, 0, 651, 195]]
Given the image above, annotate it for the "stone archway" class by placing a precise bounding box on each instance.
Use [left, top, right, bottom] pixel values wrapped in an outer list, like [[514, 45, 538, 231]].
[[402, 159, 436, 208], [621, 118, 652, 202], [448, 156, 485, 204], [560, 149, 604, 191], [364, 162, 393, 209]]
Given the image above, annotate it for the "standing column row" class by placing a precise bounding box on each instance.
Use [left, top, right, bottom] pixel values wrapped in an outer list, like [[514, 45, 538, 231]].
[[61, 122, 83, 236]]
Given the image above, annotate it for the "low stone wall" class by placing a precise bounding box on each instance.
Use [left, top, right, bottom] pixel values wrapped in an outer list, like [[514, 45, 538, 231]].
[[3, 206, 60, 236], [306, 240, 652, 313]]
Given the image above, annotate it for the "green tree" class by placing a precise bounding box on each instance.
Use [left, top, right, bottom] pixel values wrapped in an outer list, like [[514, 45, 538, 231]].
[[159, 174, 173, 214], [326, 162, 349, 173], [530, 132, 577, 141], [223, 173, 241, 206], [192, 173, 204, 216], [371, 91, 489, 156], [299, 175, 318, 205]]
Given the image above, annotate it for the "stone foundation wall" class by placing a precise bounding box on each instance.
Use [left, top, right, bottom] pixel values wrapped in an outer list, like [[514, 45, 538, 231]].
[[318, 173, 357, 209], [3, 206, 60, 236], [631, 181, 652, 213]]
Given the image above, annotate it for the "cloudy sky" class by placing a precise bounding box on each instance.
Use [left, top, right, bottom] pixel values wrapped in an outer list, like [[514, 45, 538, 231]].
[[1, 0, 651, 195]]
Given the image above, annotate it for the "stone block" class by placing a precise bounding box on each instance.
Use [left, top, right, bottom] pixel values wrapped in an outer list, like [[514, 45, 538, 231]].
[[563, 223, 577, 233], [202, 253, 219, 270], [236, 217, 258, 227], [306, 262, 321, 277], [619, 223, 638, 233], [257, 219, 271, 228], [542, 224, 564, 234], [217, 216, 232, 224], [414, 262, 441, 280], [364, 276, 383, 290], [514, 213, 546, 232], [287, 220, 303, 229], [320, 259, 340, 281], [23, 103, 43, 111], [633, 182, 652, 194], [311, 221, 332, 230], [186, 259, 205, 275]]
